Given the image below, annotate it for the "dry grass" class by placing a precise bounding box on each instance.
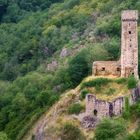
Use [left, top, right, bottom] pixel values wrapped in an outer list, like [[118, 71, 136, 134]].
[[81, 76, 131, 101]]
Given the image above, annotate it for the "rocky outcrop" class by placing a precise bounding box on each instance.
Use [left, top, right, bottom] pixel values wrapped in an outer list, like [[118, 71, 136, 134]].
[[47, 61, 58, 71], [81, 115, 99, 128], [60, 48, 69, 58]]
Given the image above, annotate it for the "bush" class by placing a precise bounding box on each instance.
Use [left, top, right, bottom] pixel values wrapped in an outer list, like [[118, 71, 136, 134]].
[[0, 131, 9, 140], [115, 78, 127, 84], [127, 76, 137, 89], [68, 103, 84, 114], [123, 130, 140, 140], [123, 97, 130, 119], [81, 78, 112, 89], [94, 119, 126, 140], [60, 123, 85, 140], [130, 101, 140, 118], [80, 90, 89, 100]]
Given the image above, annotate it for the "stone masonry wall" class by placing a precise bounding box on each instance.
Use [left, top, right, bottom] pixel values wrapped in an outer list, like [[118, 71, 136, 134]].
[[85, 86, 140, 118], [92, 61, 121, 77]]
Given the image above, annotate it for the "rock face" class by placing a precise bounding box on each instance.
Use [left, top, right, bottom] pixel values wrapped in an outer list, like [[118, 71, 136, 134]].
[[92, 10, 139, 79], [60, 48, 69, 58], [81, 115, 99, 128], [85, 86, 140, 120], [47, 61, 58, 71]]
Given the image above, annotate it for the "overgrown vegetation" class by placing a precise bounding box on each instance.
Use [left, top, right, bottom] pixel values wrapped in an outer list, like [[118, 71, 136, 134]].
[[123, 97, 131, 119], [81, 78, 112, 89], [60, 123, 85, 140], [127, 76, 138, 89], [94, 119, 127, 140], [80, 89, 89, 100], [81, 77, 137, 91], [68, 103, 84, 114]]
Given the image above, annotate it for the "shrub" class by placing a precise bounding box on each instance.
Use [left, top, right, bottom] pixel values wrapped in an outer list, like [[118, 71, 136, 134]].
[[80, 90, 89, 100], [68, 103, 84, 114], [60, 123, 85, 140], [0, 132, 9, 140], [130, 101, 140, 118], [123, 97, 130, 119], [81, 78, 112, 89], [115, 78, 127, 84], [127, 76, 137, 89], [124, 130, 140, 140], [94, 119, 126, 140]]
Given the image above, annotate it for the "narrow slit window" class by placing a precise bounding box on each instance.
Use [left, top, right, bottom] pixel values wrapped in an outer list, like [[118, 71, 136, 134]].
[[117, 67, 120, 71], [129, 31, 131, 34]]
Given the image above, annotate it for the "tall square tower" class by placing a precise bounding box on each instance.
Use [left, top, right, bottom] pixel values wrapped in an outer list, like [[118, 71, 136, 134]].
[[121, 10, 139, 79]]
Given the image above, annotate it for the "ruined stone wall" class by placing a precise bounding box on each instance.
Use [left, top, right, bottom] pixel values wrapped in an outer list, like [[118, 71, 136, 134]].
[[112, 97, 124, 116], [85, 86, 140, 118], [92, 61, 121, 77], [86, 94, 109, 118]]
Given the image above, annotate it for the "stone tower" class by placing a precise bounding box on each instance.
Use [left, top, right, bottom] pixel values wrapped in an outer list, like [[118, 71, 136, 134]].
[[121, 10, 139, 79]]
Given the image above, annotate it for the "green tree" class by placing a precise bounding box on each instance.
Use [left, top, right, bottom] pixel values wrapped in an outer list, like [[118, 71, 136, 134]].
[[94, 119, 126, 140], [0, 131, 9, 140], [68, 50, 89, 87]]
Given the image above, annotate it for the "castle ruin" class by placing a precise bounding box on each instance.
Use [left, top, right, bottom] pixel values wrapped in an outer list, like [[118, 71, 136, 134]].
[[92, 10, 139, 79], [83, 11, 140, 126]]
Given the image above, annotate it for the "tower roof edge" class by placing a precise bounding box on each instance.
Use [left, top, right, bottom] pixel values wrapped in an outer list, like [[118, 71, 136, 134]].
[[121, 10, 138, 20]]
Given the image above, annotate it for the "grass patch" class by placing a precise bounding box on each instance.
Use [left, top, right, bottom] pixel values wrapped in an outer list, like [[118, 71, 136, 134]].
[[80, 77, 137, 100], [105, 87, 116, 95], [81, 78, 112, 89], [68, 103, 84, 115]]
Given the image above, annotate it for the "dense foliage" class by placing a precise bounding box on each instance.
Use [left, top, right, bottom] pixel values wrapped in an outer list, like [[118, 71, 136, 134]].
[[94, 119, 126, 140], [0, 0, 140, 139]]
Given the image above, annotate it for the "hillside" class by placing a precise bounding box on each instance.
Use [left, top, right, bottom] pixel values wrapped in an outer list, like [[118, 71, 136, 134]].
[[23, 76, 139, 140], [0, 0, 140, 140]]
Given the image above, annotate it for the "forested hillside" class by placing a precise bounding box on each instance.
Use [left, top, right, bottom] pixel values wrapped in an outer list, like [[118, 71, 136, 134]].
[[0, 0, 140, 140]]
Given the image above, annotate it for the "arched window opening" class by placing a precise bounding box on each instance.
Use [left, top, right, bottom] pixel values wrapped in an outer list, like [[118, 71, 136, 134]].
[[93, 109, 98, 116]]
